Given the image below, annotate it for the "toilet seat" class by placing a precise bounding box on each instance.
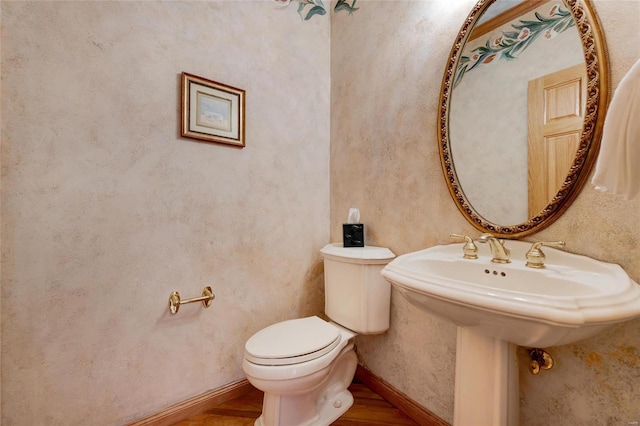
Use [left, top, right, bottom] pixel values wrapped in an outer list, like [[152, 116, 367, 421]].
[[245, 316, 342, 366]]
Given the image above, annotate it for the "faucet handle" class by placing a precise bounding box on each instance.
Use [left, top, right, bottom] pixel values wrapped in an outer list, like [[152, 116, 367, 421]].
[[449, 234, 478, 259], [525, 241, 566, 269]]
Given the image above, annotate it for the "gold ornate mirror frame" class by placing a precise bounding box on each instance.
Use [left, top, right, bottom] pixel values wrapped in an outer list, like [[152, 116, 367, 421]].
[[438, 0, 609, 238]]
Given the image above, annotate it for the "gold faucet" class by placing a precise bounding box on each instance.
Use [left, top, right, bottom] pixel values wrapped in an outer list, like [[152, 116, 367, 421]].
[[477, 233, 511, 263]]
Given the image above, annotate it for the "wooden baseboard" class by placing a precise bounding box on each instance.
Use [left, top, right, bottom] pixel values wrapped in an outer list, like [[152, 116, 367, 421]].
[[355, 364, 450, 426], [126, 378, 254, 426], [126, 366, 448, 426]]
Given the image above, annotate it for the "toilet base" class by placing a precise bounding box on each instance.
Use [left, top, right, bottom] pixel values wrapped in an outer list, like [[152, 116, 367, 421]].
[[254, 388, 353, 426], [249, 342, 358, 426], [317, 388, 354, 424]]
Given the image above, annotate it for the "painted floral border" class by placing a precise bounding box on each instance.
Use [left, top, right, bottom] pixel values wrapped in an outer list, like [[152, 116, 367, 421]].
[[454, 3, 576, 87], [276, 0, 359, 20]]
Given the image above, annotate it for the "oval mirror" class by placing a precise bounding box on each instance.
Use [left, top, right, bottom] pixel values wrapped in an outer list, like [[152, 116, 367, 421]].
[[438, 0, 609, 238]]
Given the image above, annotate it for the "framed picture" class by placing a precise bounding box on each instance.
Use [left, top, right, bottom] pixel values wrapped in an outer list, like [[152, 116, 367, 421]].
[[181, 72, 245, 147]]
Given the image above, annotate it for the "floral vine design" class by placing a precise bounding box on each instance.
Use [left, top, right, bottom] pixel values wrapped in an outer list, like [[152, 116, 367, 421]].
[[276, 0, 359, 20], [454, 3, 576, 87]]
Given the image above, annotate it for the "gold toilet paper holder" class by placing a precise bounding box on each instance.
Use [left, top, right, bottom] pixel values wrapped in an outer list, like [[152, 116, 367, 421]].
[[168, 286, 215, 315]]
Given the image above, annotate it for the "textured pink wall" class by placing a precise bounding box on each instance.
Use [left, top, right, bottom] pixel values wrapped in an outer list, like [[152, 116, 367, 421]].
[[331, 0, 640, 424], [1, 2, 329, 424]]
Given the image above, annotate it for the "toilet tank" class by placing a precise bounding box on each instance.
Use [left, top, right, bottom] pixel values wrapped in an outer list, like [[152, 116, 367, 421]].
[[320, 243, 395, 334]]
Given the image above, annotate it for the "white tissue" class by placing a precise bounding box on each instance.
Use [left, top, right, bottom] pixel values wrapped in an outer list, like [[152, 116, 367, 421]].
[[347, 208, 360, 224]]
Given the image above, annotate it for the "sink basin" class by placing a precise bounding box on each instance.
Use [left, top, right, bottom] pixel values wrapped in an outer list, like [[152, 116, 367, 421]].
[[382, 240, 640, 347]]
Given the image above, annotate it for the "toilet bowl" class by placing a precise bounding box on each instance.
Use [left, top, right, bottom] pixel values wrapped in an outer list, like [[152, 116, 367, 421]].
[[242, 243, 395, 426], [242, 316, 358, 426]]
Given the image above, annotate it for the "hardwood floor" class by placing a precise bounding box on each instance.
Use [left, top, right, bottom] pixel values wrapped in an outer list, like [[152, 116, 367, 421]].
[[172, 380, 419, 426]]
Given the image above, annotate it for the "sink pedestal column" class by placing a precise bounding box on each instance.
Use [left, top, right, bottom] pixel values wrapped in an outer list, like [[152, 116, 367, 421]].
[[453, 327, 519, 426]]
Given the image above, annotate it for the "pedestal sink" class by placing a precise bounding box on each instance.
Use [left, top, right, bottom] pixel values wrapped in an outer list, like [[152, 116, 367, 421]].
[[381, 240, 640, 426]]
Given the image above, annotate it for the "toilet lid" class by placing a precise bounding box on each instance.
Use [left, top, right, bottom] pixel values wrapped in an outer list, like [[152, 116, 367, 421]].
[[245, 316, 341, 366]]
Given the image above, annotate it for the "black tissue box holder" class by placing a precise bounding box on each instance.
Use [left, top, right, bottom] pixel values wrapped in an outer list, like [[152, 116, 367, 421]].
[[343, 224, 364, 247]]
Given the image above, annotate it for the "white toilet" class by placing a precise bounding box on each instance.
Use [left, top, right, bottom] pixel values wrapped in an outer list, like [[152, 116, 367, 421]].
[[242, 243, 395, 426]]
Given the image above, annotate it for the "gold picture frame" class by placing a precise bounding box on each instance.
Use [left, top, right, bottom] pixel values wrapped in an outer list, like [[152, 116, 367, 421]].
[[181, 72, 245, 147]]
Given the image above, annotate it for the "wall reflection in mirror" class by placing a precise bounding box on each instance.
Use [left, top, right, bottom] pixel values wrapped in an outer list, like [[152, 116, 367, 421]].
[[451, 0, 584, 225], [439, 0, 608, 237]]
